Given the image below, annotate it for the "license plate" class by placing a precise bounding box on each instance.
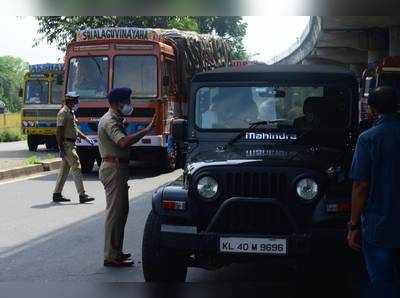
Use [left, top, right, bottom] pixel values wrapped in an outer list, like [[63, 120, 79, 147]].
[[220, 237, 287, 255]]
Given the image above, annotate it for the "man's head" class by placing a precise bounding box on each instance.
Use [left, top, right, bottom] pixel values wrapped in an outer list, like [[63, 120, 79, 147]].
[[368, 86, 398, 115], [107, 87, 133, 115], [65, 92, 80, 111]]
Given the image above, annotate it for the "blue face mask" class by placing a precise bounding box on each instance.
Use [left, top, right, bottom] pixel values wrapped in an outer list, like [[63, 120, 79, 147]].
[[121, 104, 133, 116]]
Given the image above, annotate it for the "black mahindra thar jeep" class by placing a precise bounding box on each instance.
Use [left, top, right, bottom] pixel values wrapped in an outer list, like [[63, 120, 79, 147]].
[[142, 65, 359, 282]]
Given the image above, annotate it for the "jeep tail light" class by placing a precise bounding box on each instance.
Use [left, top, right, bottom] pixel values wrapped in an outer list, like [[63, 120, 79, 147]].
[[162, 200, 186, 211]]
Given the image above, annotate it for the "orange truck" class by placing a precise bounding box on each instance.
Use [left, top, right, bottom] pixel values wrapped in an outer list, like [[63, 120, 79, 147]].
[[359, 56, 400, 123], [62, 27, 232, 173]]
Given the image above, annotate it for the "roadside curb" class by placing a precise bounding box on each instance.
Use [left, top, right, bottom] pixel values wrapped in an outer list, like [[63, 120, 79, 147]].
[[0, 158, 62, 181]]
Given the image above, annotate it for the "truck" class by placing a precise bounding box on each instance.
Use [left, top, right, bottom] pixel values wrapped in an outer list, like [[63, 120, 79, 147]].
[[142, 64, 358, 282], [62, 27, 232, 173], [359, 56, 400, 124], [20, 63, 64, 151]]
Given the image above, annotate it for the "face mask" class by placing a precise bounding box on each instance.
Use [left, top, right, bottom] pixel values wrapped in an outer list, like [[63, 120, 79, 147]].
[[72, 104, 79, 112], [120, 104, 133, 116]]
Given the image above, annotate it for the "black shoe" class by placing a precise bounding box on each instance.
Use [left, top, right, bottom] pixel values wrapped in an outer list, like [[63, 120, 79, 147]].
[[53, 193, 71, 202], [79, 194, 95, 204], [103, 258, 134, 267], [121, 253, 131, 260]]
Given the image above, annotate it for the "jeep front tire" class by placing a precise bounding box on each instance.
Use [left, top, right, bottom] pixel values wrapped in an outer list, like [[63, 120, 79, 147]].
[[142, 210, 188, 282]]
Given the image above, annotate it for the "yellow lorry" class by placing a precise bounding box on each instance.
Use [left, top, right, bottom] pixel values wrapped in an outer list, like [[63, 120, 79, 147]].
[[20, 64, 64, 151]]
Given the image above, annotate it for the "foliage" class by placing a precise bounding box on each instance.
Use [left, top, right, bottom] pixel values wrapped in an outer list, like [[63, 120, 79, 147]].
[[35, 16, 248, 59], [0, 128, 26, 142], [24, 155, 42, 165], [0, 56, 28, 112]]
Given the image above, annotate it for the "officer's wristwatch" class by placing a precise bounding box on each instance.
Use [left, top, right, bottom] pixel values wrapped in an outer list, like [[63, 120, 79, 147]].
[[347, 221, 361, 231]]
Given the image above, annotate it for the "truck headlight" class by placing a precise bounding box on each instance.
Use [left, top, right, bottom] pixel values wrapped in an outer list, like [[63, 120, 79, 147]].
[[197, 176, 219, 200], [296, 178, 319, 201]]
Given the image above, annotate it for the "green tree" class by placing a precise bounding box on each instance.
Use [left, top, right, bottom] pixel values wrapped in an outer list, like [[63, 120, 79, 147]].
[[35, 16, 247, 59], [0, 56, 28, 112]]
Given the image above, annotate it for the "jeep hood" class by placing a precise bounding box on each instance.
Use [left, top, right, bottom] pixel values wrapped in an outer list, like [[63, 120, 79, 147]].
[[186, 144, 345, 173]]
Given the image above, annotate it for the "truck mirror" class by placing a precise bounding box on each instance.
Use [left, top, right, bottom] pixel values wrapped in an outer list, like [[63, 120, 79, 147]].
[[171, 118, 187, 141], [163, 76, 170, 87], [56, 74, 64, 85], [18, 88, 23, 98]]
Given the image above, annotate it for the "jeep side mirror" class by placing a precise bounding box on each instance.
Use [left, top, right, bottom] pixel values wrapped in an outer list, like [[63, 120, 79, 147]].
[[171, 118, 187, 141], [56, 74, 64, 85], [163, 76, 170, 87], [18, 88, 23, 98]]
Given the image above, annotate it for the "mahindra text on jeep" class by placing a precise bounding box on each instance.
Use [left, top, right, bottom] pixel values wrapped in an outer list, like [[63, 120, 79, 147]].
[[142, 65, 359, 282]]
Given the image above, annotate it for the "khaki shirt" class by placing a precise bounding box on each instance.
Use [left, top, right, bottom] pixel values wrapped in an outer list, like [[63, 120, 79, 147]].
[[57, 105, 78, 140], [98, 109, 129, 159]]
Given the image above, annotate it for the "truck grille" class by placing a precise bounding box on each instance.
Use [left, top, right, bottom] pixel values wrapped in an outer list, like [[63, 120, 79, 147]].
[[23, 109, 58, 117], [75, 107, 155, 118], [221, 171, 288, 199], [209, 200, 294, 235]]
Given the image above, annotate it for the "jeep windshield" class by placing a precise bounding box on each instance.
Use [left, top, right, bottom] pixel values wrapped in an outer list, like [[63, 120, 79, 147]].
[[195, 86, 350, 131], [67, 56, 109, 100]]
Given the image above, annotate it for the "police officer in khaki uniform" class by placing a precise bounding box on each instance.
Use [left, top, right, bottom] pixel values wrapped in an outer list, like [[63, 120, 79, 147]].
[[99, 88, 155, 267], [53, 92, 95, 203]]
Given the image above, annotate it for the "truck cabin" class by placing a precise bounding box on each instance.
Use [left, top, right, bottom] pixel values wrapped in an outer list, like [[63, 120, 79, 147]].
[[23, 64, 64, 105], [64, 29, 178, 124]]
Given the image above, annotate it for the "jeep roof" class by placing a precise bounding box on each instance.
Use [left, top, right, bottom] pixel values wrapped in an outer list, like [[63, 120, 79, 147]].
[[192, 64, 357, 84]]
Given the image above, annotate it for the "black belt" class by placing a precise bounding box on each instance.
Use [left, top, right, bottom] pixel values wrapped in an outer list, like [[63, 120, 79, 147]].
[[65, 138, 76, 142]]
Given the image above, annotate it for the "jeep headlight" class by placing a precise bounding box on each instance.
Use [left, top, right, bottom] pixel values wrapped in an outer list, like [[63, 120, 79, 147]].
[[296, 178, 318, 201], [197, 176, 219, 199]]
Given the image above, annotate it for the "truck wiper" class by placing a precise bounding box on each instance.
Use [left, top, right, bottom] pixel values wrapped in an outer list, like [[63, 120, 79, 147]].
[[227, 119, 288, 146]]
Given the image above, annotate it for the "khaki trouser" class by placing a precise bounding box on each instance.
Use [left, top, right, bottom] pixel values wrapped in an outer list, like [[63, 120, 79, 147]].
[[54, 141, 85, 195], [99, 162, 130, 259]]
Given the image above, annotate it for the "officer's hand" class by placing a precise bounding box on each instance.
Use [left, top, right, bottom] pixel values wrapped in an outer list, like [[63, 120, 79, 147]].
[[147, 115, 157, 131], [87, 138, 96, 146], [347, 229, 361, 251]]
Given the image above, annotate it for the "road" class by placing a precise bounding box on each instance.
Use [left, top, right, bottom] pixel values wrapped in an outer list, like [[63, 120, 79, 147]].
[[0, 141, 57, 170], [0, 167, 368, 295]]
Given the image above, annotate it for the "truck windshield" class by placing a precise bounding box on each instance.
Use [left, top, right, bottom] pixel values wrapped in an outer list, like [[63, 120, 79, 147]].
[[195, 86, 350, 130], [25, 80, 49, 104], [113, 56, 157, 98], [67, 56, 109, 100], [51, 79, 63, 104]]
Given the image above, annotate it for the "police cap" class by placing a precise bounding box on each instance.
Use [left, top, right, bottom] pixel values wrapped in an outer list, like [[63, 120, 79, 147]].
[[65, 91, 80, 102], [108, 87, 132, 103]]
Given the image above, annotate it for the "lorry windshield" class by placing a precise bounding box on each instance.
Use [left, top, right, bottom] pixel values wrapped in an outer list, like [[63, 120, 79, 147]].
[[67, 56, 109, 100], [196, 86, 350, 130], [25, 80, 49, 104], [113, 56, 157, 98], [51, 79, 63, 104]]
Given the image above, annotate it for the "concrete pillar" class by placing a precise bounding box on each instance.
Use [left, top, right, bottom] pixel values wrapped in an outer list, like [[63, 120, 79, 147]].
[[367, 29, 387, 64], [389, 26, 400, 57]]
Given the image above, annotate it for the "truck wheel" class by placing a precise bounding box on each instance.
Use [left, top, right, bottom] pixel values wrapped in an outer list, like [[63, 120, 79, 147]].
[[142, 210, 188, 282], [27, 135, 38, 152], [161, 146, 177, 173]]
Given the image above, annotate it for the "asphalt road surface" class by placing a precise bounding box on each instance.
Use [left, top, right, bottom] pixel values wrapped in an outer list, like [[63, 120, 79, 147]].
[[0, 167, 369, 296]]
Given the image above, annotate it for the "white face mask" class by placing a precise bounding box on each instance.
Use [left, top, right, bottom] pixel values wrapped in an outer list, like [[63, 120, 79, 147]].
[[120, 104, 133, 116], [72, 104, 79, 112]]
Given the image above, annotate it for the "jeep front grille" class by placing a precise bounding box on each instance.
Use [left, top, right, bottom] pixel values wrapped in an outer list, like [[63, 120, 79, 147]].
[[221, 172, 288, 199], [208, 200, 294, 235]]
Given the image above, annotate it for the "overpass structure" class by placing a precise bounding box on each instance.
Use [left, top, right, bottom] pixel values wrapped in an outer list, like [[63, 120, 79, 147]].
[[270, 17, 400, 78]]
